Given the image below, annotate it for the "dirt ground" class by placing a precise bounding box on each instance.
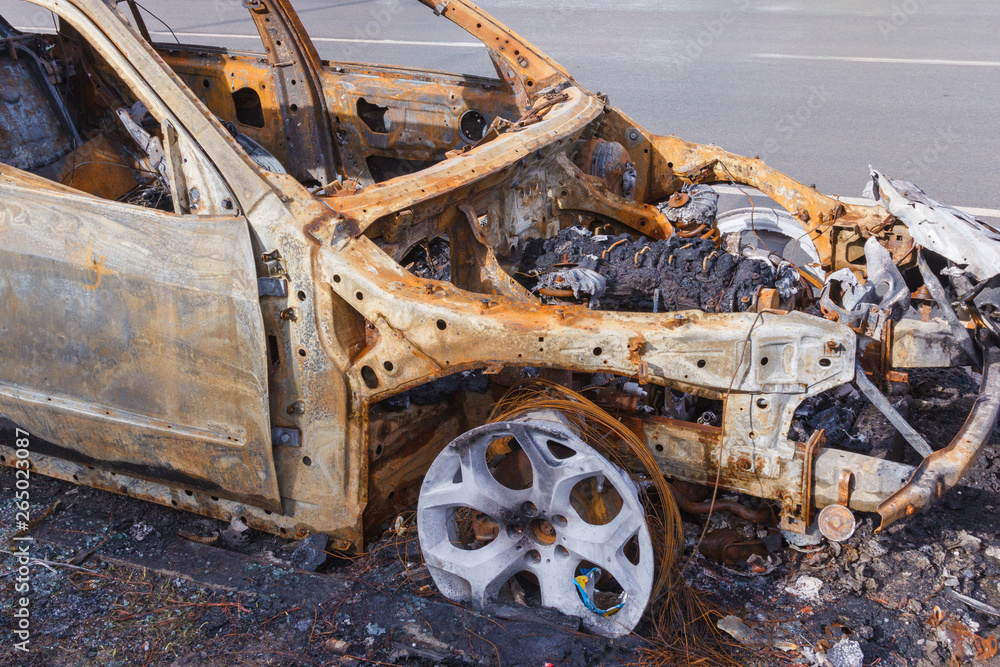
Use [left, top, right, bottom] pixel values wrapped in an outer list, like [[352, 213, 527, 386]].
[[3, 368, 1000, 666]]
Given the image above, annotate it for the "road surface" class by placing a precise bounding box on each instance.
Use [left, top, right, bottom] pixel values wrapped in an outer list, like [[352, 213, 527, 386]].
[[4, 0, 998, 211]]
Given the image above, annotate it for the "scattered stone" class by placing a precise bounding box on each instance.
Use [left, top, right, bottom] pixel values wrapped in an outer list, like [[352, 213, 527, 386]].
[[956, 530, 982, 553], [782, 526, 823, 548], [130, 522, 154, 542], [717, 615, 758, 645], [826, 638, 864, 667], [291, 532, 329, 571], [325, 638, 350, 654], [366, 622, 386, 636], [786, 576, 823, 601]]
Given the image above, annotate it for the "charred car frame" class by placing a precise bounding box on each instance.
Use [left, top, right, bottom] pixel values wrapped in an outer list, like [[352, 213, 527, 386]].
[[3, 0, 999, 635]]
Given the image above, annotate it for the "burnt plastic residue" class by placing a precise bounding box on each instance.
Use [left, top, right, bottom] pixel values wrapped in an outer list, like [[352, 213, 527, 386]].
[[517, 227, 778, 313]]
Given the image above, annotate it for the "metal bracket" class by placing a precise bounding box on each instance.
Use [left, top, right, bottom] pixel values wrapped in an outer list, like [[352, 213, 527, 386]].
[[780, 429, 824, 533], [271, 427, 301, 448], [855, 361, 933, 458], [434, 1, 451, 16], [258, 277, 288, 298]]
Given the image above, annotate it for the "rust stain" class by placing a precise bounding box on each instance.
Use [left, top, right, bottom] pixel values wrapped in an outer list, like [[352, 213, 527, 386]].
[[82, 241, 115, 291]]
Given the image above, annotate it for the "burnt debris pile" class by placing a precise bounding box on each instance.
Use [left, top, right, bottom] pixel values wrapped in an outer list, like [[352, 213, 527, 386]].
[[516, 226, 798, 313]]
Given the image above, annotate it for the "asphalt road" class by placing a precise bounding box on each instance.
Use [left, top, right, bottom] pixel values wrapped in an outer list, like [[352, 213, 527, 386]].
[[5, 0, 999, 210]]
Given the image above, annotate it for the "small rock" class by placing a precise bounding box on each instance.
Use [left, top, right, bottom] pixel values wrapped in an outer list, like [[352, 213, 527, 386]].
[[366, 622, 386, 636], [956, 531, 982, 553], [862, 539, 888, 559], [291, 533, 329, 571], [826, 638, 864, 667], [325, 638, 349, 654], [717, 615, 758, 645], [785, 576, 823, 601], [782, 526, 823, 548], [945, 577, 960, 587], [986, 546, 1000, 561], [130, 522, 154, 542], [295, 618, 311, 633]]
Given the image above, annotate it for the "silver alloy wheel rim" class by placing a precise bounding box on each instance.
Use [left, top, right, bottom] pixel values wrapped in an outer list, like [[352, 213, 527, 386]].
[[417, 417, 655, 637]]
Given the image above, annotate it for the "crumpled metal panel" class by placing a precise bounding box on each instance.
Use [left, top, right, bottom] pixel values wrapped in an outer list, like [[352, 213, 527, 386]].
[[868, 168, 1000, 281]]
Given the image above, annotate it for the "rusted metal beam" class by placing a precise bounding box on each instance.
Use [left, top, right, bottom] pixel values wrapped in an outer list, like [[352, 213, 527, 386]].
[[878, 344, 1000, 529]]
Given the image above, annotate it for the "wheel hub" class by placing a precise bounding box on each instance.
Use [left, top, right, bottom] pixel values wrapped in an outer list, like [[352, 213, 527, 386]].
[[417, 415, 655, 637]]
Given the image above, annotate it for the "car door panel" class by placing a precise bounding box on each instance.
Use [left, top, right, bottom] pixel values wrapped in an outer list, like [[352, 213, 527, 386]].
[[0, 170, 281, 511]]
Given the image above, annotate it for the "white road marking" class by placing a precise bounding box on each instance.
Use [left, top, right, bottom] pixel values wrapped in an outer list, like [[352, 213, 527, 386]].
[[754, 53, 1000, 67], [15, 26, 484, 48], [712, 184, 1000, 220]]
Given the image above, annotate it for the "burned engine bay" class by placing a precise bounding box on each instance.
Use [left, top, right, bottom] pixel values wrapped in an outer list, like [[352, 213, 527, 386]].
[[365, 132, 1000, 637]]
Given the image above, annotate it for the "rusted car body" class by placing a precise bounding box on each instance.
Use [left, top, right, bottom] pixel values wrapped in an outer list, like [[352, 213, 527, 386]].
[[3, 0, 999, 623]]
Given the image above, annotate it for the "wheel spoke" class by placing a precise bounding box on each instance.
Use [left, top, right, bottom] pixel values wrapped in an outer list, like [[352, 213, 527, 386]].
[[420, 441, 527, 518], [533, 556, 586, 614], [510, 423, 613, 510], [561, 503, 644, 547], [422, 532, 524, 607]]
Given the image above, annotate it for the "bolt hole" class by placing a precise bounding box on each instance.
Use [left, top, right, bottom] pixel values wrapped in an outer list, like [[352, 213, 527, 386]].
[[298, 349, 307, 357], [297, 290, 307, 301], [355, 291, 364, 300], [383, 361, 394, 372], [437, 319, 447, 330], [697, 359, 706, 368], [333, 274, 341, 283], [592, 347, 602, 356], [757, 398, 770, 409], [655, 444, 664, 452], [185, 489, 193, 496], [819, 358, 832, 367], [302, 456, 312, 466], [761, 357, 769, 366], [361, 365, 380, 389]]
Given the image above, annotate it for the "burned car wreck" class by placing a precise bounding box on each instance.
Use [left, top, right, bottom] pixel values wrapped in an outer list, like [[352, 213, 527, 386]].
[[3, 0, 1000, 638]]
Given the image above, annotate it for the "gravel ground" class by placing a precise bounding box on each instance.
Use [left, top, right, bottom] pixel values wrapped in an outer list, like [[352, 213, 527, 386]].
[[2, 369, 999, 666]]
